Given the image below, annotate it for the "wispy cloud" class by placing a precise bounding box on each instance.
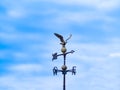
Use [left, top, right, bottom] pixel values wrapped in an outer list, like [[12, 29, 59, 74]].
[[109, 52, 120, 57], [8, 64, 43, 74], [0, 75, 63, 90]]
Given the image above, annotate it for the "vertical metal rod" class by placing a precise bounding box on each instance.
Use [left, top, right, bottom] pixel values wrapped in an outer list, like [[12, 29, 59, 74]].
[[63, 54, 66, 65], [63, 53, 66, 90], [63, 73, 66, 90]]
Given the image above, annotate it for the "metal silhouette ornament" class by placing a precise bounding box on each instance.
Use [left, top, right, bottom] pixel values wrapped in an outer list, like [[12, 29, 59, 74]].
[[52, 50, 75, 61], [52, 33, 76, 90], [54, 33, 72, 46]]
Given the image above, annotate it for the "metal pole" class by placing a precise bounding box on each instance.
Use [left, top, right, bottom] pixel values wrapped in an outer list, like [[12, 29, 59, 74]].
[[63, 54, 66, 65], [63, 54, 66, 90], [63, 73, 66, 90], [52, 33, 76, 90]]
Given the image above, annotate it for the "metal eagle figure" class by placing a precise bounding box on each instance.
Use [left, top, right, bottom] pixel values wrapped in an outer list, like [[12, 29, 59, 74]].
[[54, 33, 72, 47]]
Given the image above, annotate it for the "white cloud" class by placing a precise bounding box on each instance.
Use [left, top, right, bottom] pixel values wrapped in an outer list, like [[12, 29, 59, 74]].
[[8, 64, 43, 74], [0, 32, 43, 43], [96, 0, 119, 11], [109, 53, 120, 57], [1, 0, 119, 30], [0, 75, 62, 90], [7, 10, 25, 18], [47, 0, 120, 10], [13, 52, 29, 59], [36, 6, 118, 29]]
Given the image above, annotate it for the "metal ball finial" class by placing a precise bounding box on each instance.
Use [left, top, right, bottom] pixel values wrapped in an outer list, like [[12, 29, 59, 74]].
[[61, 47, 67, 53], [61, 65, 67, 70]]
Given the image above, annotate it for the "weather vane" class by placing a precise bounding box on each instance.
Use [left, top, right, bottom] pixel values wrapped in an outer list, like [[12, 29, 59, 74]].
[[52, 33, 76, 90]]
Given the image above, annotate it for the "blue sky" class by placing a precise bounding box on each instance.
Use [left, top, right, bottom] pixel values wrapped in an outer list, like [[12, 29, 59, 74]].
[[0, 0, 120, 90]]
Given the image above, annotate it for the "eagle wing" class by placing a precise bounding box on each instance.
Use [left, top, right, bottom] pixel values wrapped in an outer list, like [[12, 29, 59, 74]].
[[66, 34, 72, 42], [54, 33, 64, 42]]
